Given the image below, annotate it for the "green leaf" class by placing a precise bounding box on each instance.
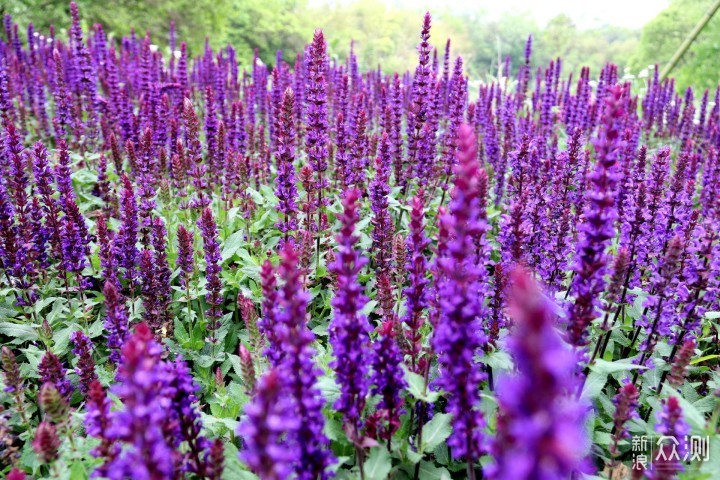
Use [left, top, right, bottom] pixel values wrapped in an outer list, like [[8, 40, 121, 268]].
[[66, 461, 89, 480], [317, 376, 341, 403], [484, 350, 513, 371], [0, 322, 38, 342], [416, 461, 451, 480], [246, 187, 264, 205], [405, 446, 423, 464], [590, 359, 647, 375], [699, 435, 720, 476], [0, 304, 18, 319], [174, 318, 191, 346], [259, 185, 279, 207], [404, 366, 441, 403], [581, 371, 607, 400], [364, 447, 392, 480], [361, 300, 378, 317], [421, 413, 452, 453], [691, 354, 720, 365], [222, 231, 246, 261], [222, 443, 258, 480]]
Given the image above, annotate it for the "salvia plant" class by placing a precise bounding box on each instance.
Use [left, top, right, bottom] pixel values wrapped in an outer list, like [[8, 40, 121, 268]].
[[0, 3, 718, 480]]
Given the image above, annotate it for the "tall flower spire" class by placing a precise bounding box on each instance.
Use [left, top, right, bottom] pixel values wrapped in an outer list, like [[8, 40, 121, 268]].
[[238, 369, 297, 480], [276, 244, 335, 479], [488, 268, 589, 479], [198, 207, 223, 345], [403, 193, 431, 371], [329, 189, 372, 439], [566, 84, 627, 350], [406, 13, 433, 184], [369, 132, 394, 275], [305, 29, 330, 252], [275, 88, 299, 245], [103, 323, 176, 479], [432, 123, 487, 465]]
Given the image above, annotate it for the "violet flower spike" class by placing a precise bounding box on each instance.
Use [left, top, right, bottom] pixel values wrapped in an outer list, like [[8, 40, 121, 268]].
[[432, 124, 487, 463], [329, 188, 372, 437], [71, 330, 98, 395], [237, 369, 298, 480], [488, 268, 590, 480], [198, 207, 223, 344]]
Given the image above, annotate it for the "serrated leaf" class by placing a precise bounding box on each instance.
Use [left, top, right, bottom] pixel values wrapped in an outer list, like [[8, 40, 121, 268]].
[[405, 446, 423, 464], [699, 435, 720, 476], [222, 442, 258, 480], [361, 300, 378, 317], [246, 187, 264, 205], [222, 231, 246, 261], [364, 447, 392, 480], [64, 460, 89, 480], [259, 185, 279, 207], [0, 304, 18, 319], [174, 318, 191, 345], [0, 322, 38, 342], [421, 413, 452, 453]]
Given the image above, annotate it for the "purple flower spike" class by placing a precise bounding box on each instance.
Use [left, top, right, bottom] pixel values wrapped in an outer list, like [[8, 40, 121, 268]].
[[276, 243, 335, 479], [329, 188, 372, 437], [566, 85, 627, 350], [238, 369, 298, 480], [102, 279, 129, 365], [488, 268, 590, 480], [305, 30, 330, 234], [38, 351, 73, 401], [651, 397, 690, 479], [610, 382, 639, 456], [176, 225, 195, 291], [71, 331, 98, 395], [104, 323, 176, 479], [433, 123, 487, 462], [370, 320, 406, 443], [403, 193, 430, 371], [275, 88, 299, 245], [198, 207, 223, 344]]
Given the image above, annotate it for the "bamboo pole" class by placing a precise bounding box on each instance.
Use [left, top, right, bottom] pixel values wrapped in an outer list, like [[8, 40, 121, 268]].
[[660, 0, 720, 81]]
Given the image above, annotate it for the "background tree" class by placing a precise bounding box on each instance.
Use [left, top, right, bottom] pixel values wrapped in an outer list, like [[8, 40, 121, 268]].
[[633, 0, 720, 92]]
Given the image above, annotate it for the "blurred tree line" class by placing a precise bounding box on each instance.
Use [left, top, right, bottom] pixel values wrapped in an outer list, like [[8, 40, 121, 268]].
[[2, 0, 717, 91]]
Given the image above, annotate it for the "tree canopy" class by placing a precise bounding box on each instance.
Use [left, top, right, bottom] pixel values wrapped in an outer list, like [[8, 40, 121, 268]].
[[3, 0, 716, 88], [633, 0, 720, 92]]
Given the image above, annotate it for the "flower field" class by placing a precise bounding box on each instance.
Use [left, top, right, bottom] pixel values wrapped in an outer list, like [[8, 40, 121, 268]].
[[0, 3, 718, 479]]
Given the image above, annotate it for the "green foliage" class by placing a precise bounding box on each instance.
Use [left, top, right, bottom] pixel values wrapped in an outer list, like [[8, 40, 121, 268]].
[[225, 0, 309, 65], [634, 0, 720, 92], [2, 0, 641, 77], [2, 0, 233, 54]]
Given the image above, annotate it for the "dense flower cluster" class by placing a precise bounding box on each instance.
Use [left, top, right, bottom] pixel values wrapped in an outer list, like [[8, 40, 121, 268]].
[[96, 323, 220, 480]]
